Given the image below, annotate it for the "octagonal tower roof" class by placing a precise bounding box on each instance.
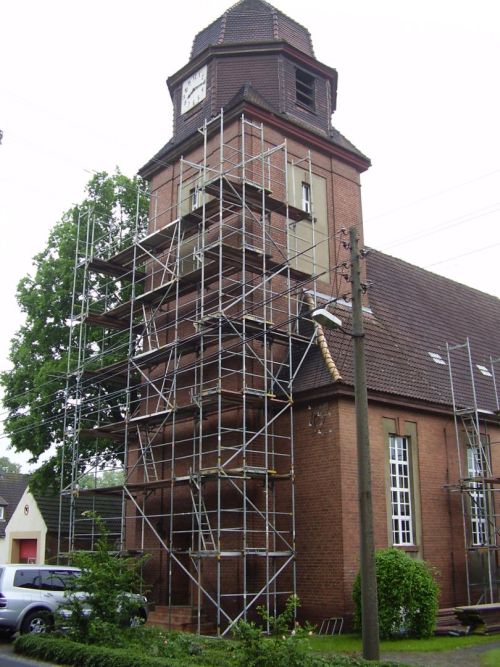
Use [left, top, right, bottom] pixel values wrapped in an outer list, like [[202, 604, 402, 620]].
[[190, 0, 315, 59]]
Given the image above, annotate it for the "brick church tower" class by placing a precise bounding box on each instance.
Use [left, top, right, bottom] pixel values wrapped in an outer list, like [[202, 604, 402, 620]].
[[62, 0, 500, 634], [130, 0, 371, 633], [67, 0, 372, 635]]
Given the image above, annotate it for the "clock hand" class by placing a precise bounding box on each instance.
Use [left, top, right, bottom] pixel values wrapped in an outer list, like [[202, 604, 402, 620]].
[[187, 81, 205, 99]]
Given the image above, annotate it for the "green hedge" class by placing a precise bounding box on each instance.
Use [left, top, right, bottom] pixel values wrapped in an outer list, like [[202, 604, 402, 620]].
[[15, 632, 402, 667], [14, 635, 189, 667]]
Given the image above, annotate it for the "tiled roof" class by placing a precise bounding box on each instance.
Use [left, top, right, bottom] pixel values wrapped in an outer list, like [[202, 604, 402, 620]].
[[0, 473, 29, 538], [139, 87, 369, 178], [191, 0, 314, 59], [0, 472, 123, 540], [34, 492, 123, 537], [297, 249, 500, 412], [225, 82, 278, 114], [329, 127, 370, 165]]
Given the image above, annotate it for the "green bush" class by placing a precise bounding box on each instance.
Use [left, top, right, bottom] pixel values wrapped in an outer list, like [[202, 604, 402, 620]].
[[15, 629, 232, 667], [15, 629, 402, 667], [353, 548, 439, 639], [14, 634, 172, 667], [59, 512, 148, 643], [232, 595, 318, 667]]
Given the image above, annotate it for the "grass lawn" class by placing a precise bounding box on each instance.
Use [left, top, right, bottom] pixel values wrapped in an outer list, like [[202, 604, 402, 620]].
[[482, 648, 500, 666], [309, 633, 500, 654]]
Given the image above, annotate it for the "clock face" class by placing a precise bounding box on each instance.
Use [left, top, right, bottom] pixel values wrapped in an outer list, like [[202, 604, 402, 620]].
[[181, 65, 207, 114]]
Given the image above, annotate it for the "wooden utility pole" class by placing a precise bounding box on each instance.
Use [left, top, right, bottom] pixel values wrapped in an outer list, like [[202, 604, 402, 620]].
[[350, 226, 380, 661]]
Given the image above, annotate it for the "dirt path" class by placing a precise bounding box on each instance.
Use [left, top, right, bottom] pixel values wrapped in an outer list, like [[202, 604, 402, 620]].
[[382, 640, 500, 667]]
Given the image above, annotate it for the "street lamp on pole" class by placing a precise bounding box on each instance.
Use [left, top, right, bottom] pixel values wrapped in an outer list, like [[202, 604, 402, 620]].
[[311, 226, 380, 661]]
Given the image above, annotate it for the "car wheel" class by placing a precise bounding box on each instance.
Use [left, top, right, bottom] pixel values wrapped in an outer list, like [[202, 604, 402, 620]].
[[20, 610, 54, 635]]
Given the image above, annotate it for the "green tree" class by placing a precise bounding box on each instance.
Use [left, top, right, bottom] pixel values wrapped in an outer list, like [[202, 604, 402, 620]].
[[353, 548, 439, 639], [79, 467, 125, 489], [0, 171, 149, 493], [0, 455, 21, 474]]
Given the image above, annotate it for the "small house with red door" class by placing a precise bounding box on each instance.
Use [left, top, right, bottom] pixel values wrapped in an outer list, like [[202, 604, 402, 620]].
[[0, 473, 122, 564], [0, 473, 42, 564]]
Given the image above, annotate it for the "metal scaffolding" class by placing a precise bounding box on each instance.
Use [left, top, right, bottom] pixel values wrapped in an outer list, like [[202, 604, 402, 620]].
[[447, 339, 500, 604], [60, 112, 342, 634]]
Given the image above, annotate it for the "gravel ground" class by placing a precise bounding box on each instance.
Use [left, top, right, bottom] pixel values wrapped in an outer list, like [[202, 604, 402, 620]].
[[382, 640, 500, 667]]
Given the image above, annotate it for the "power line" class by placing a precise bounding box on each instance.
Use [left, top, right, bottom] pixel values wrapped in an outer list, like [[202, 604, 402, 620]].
[[366, 168, 500, 222], [379, 203, 500, 252], [424, 241, 500, 269]]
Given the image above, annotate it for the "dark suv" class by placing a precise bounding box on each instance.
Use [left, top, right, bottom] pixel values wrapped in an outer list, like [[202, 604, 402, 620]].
[[0, 564, 147, 635]]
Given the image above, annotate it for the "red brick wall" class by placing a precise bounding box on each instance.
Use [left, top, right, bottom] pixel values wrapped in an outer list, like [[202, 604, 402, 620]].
[[294, 395, 500, 625]]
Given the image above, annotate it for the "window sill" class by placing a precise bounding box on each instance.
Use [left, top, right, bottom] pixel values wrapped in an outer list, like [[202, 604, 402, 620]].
[[393, 544, 419, 553], [295, 102, 317, 116]]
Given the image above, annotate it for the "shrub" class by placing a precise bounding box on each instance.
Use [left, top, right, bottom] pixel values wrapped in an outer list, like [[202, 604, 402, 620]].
[[15, 628, 402, 667], [232, 595, 317, 667], [59, 512, 149, 643], [353, 548, 439, 639], [16, 629, 230, 667], [14, 634, 172, 667]]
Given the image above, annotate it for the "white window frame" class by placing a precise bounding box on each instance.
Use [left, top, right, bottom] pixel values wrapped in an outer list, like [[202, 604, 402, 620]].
[[190, 186, 201, 211], [301, 181, 311, 214], [0, 506, 4, 520], [467, 446, 488, 546], [389, 435, 414, 546]]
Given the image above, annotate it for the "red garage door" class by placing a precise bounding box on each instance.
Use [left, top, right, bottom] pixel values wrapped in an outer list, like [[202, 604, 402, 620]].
[[19, 539, 37, 563]]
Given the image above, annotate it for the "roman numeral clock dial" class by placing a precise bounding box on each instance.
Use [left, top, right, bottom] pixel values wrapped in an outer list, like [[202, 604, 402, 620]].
[[181, 65, 207, 114]]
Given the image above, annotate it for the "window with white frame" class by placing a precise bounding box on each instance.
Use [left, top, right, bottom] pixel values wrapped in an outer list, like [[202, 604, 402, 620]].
[[301, 181, 311, 214], [0, 506, 4, 520], [467, 445, 488, 545], [389, 435, 414, 546], [190, 186, 201, 211]]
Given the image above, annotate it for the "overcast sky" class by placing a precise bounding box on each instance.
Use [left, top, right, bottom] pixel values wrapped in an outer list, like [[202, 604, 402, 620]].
[[1, 0, 499, 469]]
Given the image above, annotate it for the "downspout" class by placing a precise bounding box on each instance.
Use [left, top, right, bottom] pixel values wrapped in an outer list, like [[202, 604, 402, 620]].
[[303, 292, 342, 382]]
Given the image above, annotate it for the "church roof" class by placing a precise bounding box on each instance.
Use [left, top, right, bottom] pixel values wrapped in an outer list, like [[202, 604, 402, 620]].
[[191, 0, 315, 59], [298, 250, 500, 413]]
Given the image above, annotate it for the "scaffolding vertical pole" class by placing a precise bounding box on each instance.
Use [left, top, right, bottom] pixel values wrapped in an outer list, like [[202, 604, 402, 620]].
[[63, 112, 317, 634], [491, 356, 500, 413], [59, 208, 84, 561], [447, 339, 496, 603]]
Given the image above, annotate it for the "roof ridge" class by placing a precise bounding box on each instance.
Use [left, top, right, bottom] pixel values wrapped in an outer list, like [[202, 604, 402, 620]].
[[217, 12, 227, 45]]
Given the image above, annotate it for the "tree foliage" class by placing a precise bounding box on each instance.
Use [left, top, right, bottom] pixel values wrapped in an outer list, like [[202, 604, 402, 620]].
[[0, 455, 21, 474], [79, 467, 125, 489], [0, 171, 149, 493], [353, 548, 439, 639]]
